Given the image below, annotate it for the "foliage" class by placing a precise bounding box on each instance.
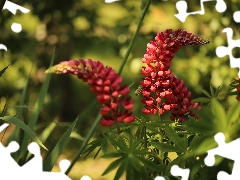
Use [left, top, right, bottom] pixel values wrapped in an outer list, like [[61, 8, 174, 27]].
[[1, 0, 240, 180]]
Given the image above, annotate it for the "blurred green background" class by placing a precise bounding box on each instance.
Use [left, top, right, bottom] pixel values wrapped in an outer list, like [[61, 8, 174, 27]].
[[0, 0, 239, 179]]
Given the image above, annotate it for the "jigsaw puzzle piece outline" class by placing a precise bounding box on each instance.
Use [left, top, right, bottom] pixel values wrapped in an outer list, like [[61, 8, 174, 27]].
[[204, 132, 240, 179], [215, 27, 240, 77], [174, 0, 227, 22]]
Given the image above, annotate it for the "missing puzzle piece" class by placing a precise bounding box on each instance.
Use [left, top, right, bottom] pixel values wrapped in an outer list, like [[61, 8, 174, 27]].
[[204, 132, 240, 180], [174, 0, 226, 22], [215, 27, 240, 77]]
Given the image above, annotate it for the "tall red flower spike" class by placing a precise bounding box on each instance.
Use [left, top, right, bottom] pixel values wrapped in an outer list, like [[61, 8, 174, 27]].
[[46, 59, 135, 126], [140, 29, 209, 122]]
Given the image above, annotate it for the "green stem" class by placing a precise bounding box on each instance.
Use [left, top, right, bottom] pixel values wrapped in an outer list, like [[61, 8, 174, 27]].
[[118, 0, 151, 75], [65, 0, 152, 175], [65, 113, 101, 175]]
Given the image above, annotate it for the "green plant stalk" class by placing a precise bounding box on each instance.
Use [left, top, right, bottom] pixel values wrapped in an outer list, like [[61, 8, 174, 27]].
[[118, 0, 151, 75], [66, 0, 152, 175], [65, 113, 102, 175]]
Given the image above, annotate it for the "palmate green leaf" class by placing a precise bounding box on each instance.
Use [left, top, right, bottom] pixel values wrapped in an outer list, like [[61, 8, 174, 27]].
[[226, 102, 240, 127], [210, 84, 214, 97], [43, 115, 80, 171], [151, 142, 182, 152], [129, 156, 142, 172], [101, 136, 108, 154], [176, 125, 195, 133], [93, 147, 102, 159], [189, 107, 217, 134], [137, 156, 159, 171], [211, 98, 227, 132], [165, 125, 187, 151], [193, 97, 210, 103], [0, 64, 9, 77], [83, 139, 102, 158], [0, 116, 48, 150], [102, 157, 125, 176], [115, 136, 129, 152], [185, 137, 217, 158], [200, 88, 212, 98], [187, 135, 209, 153], [128, 158, 150, 180], [102, 151, 127, 159], [114, 159, 128, 180]]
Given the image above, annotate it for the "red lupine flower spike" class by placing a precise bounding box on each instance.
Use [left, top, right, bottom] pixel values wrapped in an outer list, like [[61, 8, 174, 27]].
[[46, 59, 136, 126], [140, 29, 209, 122]]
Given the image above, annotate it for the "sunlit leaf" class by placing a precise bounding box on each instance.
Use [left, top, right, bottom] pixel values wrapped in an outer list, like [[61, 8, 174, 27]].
[[211, 98, 227, 132], [226, 102, 240, 127], [0, 116, 48, 150], [114, 159, 128, 180], [165, 125, 187, 151]]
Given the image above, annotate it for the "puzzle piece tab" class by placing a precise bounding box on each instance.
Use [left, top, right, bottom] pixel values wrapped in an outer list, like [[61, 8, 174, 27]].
[[174, 0, 226, 22], [204, 132, 240, 179], [0, 123, 92, 180], [215, 27, 240, 77]]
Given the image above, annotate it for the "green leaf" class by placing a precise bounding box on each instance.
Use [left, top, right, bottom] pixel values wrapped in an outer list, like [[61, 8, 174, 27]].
[[0, 64, 10, 77], [115, 136, 129, 152], [114, 159, 128, 180], [8, 68, 32, 160], [39, 121, 56, 143], [102, 151, 126, 159], [151, 142, 182, 152], [165, 125, 187, 151], [93, 147, 102, 159], [43, 115, 79, 171], [186, 137, 217, 158], [189, 107, 217, 134], [227, 102, 240, 126], [20, 49, 55, 159], [102, 157, 125, 176], [211, 98, 227, 131], [187, 135, 208, 152], [210, 84, 214, 97], [193, 97, 210, 103], [200, 88, 212, 98], [70, 132, 85, 141], [82, 139, 102, 158], [0, 116, 48, 150], [137, 156, 159, 171], [101, 137, 108, 154]]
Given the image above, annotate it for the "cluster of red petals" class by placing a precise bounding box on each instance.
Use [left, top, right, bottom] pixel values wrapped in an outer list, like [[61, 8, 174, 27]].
[[46, 59, 135, 126], [140, 29, 209, 122]]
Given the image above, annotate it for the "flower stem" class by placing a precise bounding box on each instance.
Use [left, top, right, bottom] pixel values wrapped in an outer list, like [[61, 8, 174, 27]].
[[118, 0, 151, 75]]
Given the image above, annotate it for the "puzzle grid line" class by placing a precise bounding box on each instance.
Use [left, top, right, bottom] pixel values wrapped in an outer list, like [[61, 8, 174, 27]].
[[0, 123, 92, 180]]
